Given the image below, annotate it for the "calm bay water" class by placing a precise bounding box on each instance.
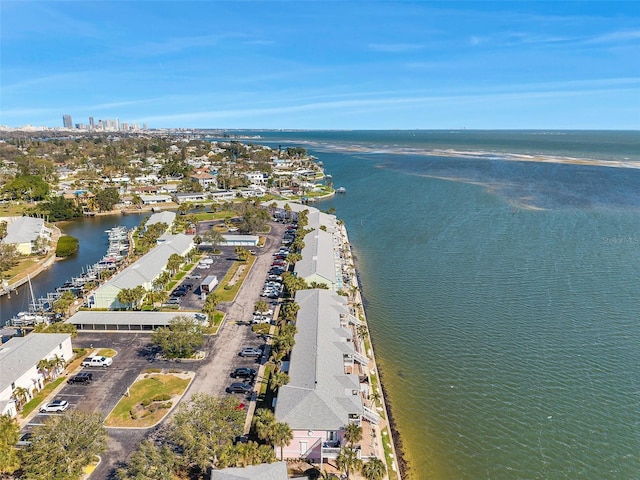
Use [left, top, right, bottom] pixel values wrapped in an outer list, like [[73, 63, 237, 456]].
[[4, 130, 640, 479], [254, 131, 640, 479]]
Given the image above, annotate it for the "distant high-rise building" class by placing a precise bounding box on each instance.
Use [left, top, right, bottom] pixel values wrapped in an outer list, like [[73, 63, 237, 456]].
[[89, 116, 95, 129], [62, 115, 73, 128], [143, 123, 148, 130]]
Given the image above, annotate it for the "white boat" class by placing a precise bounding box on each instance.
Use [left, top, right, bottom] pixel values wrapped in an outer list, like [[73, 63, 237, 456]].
[[336, 186, 347, 193], [9, 275, 50, 327]]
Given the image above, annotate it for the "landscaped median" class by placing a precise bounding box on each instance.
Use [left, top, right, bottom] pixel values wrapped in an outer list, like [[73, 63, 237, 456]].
[[215, 255, 256, 302], [104, 369, 194, 428]]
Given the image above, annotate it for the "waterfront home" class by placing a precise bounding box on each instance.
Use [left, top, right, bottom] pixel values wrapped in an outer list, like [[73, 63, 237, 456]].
[[274, 289, 368, 463], [174, 192, 208, 203], [139, 194, 173, 205], [0, 333, 73, 417], [89, 234, 193, 309], [145, 211, 176, 232], [0, 216, 52, 255]]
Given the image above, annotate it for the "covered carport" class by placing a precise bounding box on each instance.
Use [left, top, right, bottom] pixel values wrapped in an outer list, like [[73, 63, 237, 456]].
[[65, 311, 205, 332]]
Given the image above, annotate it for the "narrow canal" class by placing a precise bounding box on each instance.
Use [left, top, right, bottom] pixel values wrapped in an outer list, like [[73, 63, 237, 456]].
[[0, 213, 146, 327]]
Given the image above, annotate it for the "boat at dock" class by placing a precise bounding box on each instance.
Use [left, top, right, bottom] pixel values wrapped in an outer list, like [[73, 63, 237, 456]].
[[8, 226, 133, 327]]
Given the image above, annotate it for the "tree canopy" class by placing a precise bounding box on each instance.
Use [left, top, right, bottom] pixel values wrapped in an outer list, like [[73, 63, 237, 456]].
[[20, 411, 107, 480], [151, 315, 205, 359]]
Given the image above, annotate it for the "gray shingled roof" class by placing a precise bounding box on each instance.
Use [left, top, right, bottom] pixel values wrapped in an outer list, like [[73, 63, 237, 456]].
[[294, 229, 336, 285], [0, 333, 71, 393], [95, 234, 193, 291], [1, 217, 45, 244], [275, 290, 362, 431], [146, 211, 176, 228], [210, 461, 288, 480]]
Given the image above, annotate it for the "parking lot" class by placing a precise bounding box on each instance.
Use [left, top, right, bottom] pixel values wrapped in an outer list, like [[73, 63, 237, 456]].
[[19, 219, 291, 479]]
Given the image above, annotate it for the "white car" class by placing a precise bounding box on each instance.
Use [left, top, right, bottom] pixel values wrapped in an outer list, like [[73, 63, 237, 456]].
[[40, 399, 69, 413], [252, 315, 272, 324], [254, 309, 274, 316], [81, 356, 113, 367]]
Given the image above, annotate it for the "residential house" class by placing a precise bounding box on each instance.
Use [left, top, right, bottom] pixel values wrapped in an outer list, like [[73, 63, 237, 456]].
[[145, 211, 176, 232], [0, 333, 73, 417], [0, 216, 52, 255], [174, 192, 208, 204], [190, 172, 217, 190], [139, 194, 173, 205]]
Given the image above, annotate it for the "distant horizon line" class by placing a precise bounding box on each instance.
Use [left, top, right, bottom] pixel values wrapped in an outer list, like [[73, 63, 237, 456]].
[[1, 126, 638, 133]]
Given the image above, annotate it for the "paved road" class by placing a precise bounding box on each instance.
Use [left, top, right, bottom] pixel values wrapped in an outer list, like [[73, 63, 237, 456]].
[[74, 221, 288, 479]]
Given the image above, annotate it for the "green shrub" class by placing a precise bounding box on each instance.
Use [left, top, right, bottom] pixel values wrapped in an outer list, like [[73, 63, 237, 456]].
[[152, 394, 171, 402], [56, 235, 79, 257]]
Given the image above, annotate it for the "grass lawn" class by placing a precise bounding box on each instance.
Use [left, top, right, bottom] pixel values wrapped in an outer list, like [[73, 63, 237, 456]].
[[381, 427, 399, 480], [21, 376, 67, 418], [104, 372, 193, 428], [97, 348, 117, 357], [2, 257, 41, 282], [215, 256, 256, 302], [204, 311, 225, 334]]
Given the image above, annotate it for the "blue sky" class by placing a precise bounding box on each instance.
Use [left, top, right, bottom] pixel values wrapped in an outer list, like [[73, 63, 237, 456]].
[[1, 1, 639, 129]]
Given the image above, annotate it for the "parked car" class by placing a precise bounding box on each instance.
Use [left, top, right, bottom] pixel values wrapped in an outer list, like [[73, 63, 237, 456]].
[[239, 347, 262, 357], [40, 399, 69, 413], [81, 356, 113, 367], [252, 315, 271, 324], [226, 382, 253, 394], [68, 372, 93, 385], [197, 263, 209, 269], [186, 274, 202, 280], [201, 258, 214, 264], [254, 308, 274, 316], [16, 432, 33, 447], [231, 367, 257, 379], [165, 297, 181, 305], [267, 275, 283, 282]]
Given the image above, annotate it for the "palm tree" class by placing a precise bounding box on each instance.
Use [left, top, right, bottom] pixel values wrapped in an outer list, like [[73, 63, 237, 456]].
[[269, 371, 289, 392], [266, 421, 292, 461], [336, 447, 362, 480], [11, 386, 30, 411], [369, 390, 381, 407], [252, 408, 276, 441], [343, 423, 363, 448], [361, 457, 386, 480], [37, 358, 52, 381]]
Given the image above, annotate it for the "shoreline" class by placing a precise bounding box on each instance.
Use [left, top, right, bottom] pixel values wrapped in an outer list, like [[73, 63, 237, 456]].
[[342, 224, 408, 479]]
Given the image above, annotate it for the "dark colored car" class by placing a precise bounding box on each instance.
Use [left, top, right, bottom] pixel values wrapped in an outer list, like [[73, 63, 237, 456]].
[[16, 432, 33, 447], [231, 367, 257, 379], [226, 382, 253, 394], [68, 372, 93, 384]]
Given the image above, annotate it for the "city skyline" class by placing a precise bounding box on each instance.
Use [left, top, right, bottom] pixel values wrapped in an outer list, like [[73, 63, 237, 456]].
[[60, 114, 147, 132], [1, 1, 639, 130]]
